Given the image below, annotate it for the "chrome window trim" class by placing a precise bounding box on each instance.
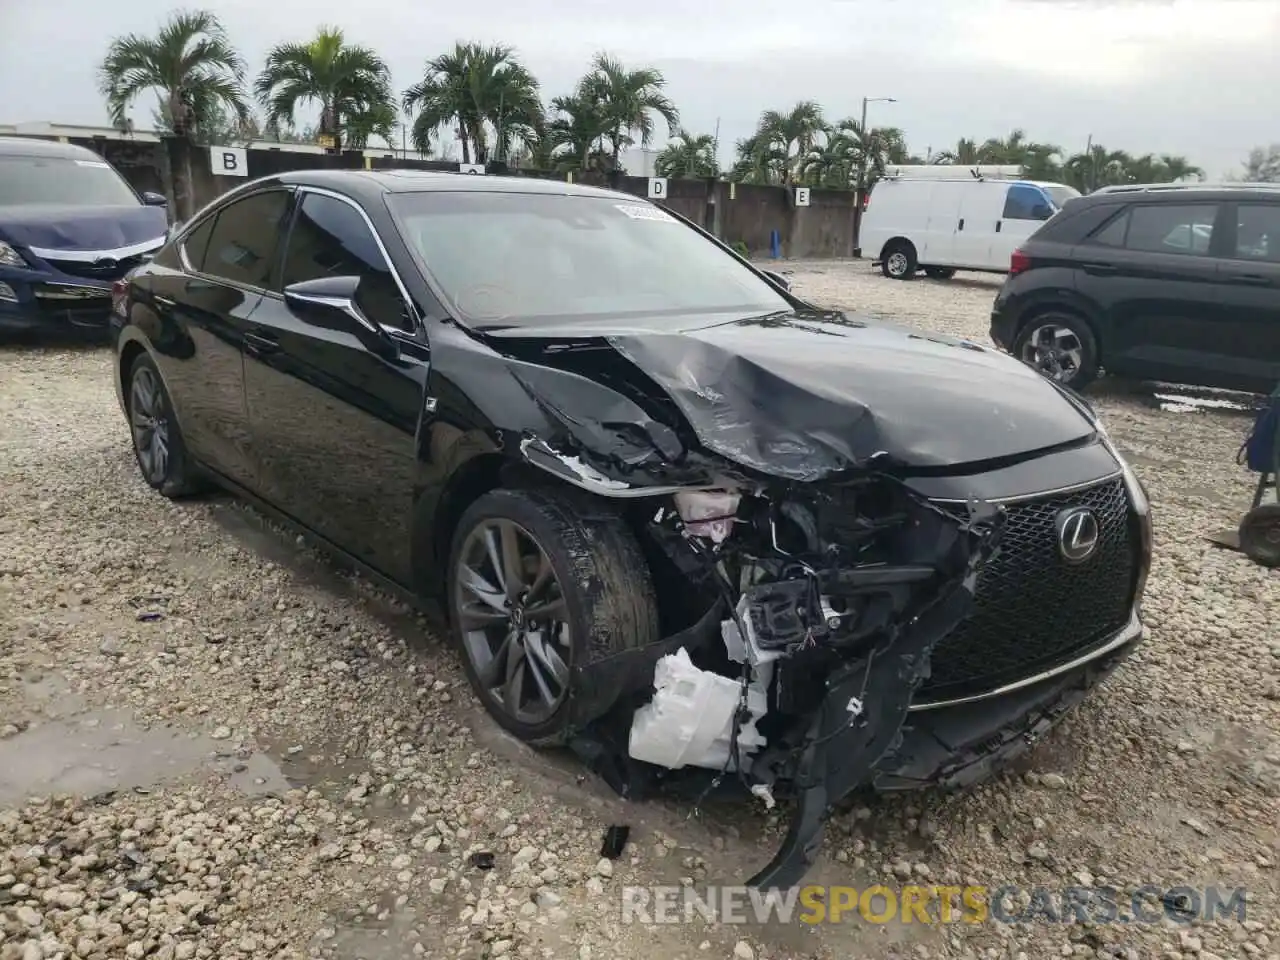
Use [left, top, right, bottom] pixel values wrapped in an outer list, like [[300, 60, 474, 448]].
[[30, 235, 166, 263], [291, 185, 422, 335]]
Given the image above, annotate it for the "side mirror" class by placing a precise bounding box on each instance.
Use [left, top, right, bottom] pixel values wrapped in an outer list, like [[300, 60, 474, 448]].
[[142, 191, 168, 207], [283, 275, 398, 359], [762, 269, 792, 292]]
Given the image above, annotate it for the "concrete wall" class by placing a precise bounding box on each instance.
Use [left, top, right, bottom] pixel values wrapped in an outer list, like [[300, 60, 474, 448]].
[[42, 135, 858, 258]]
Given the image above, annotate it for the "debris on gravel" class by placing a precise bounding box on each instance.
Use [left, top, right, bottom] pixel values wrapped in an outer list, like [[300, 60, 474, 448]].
[[1, 264, 1277, 960]]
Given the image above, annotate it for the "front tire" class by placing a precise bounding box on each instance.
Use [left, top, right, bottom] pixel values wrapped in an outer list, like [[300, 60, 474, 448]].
[[446, 487, 660, 746], [881, 240, 917, 280], [1012, 311, 1100, 389], [126, 353, 202, 498]]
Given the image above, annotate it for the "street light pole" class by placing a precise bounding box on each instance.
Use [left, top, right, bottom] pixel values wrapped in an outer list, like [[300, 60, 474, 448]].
[[854, 96, 896, 257]]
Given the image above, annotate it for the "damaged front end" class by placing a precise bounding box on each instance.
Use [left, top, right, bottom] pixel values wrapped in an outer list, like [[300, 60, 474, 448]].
[[531, 433, 1003, 889], [453, 325, 1008, 888]]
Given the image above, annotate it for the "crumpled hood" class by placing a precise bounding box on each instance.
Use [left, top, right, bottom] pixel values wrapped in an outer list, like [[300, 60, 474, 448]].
[[0, 204, 166, 253], [486, 311, 1096, 480]]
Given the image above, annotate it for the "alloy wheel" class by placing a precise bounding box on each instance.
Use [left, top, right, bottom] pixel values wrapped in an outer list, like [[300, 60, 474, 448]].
[[130, 366, 171, 485], [454, 518, 572, 725], [886, 252, 909, 277], [1020, 323, 1084, 382]]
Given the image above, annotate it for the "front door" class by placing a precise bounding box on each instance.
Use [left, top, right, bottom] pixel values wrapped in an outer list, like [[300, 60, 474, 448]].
[[1212, 200, 1280, 391], [242, 188, 428, 585]]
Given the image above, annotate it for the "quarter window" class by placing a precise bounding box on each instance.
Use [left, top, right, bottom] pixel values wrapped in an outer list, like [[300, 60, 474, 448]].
[[281, 192, 412, 331], [1088, 210, 1129, 247], [1233, 203, 1280, 263], [198, 190, 291, 287], [181, 216, 217, 272], [1125, 203, 1217, 256]]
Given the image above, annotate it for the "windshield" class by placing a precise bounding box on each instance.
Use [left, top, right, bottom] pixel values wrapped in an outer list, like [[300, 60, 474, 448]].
[[1043, 184, 1082, 209], [388, 191, 791, 327], [0, 156, 141, 207]]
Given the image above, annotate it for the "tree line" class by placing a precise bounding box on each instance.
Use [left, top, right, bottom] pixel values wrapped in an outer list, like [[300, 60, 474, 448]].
[[99, 9, 1277, 218]]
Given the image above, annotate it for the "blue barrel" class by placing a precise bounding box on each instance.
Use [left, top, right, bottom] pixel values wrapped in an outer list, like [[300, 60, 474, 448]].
[[770, 229, 781, 259]]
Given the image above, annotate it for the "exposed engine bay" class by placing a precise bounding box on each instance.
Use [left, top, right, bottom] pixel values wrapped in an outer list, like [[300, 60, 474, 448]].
[[534, 440, 1004, 888]]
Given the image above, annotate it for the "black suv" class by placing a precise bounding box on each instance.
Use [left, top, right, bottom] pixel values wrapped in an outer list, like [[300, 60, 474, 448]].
[[990, 183, 1280, 393]]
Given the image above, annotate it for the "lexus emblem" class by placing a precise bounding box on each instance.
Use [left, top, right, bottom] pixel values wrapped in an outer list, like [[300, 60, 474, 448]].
[[1055, 507, 1100, 563], [93, 257, 118, 270]]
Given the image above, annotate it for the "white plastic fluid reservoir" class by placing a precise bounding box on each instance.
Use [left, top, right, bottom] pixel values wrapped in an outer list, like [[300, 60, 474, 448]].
[[627, 648, 767, 771]]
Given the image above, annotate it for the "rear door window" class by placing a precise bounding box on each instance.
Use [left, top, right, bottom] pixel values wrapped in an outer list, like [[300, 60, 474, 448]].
[[1125, 203, 1218, 256], [198, 190, 291, 288], [1232, 203, 1280, 263]]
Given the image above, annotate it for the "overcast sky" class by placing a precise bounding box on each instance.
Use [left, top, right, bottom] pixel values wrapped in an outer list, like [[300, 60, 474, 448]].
[[1, 0, 1275, 178]]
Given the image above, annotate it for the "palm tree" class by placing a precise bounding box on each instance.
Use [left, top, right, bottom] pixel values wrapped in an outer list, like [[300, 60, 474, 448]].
[[655, 129, 718, 179], [98, 9, 250, 219], [402, 42, 542, 164], [1064, 145, 1133, 192], [932, 138, 992, 166], [343, 102, 399, 150], [255, 26, 394, 154], [546, 91, 610, 171], [752, 102, 827, 185], [582, 54, 679, 172]]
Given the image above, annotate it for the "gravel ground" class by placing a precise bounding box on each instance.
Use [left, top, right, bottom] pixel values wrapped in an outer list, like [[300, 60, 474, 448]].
[[1, 262, 1278, 960]]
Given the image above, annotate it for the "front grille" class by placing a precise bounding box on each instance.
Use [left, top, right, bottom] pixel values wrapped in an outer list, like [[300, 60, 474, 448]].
[[36, 294, 112, 327], [920, 477, 1137, 701], [46, 253, 147, 282]]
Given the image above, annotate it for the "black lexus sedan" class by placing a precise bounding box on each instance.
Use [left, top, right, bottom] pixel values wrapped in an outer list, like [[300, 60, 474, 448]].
[[110, 169, 1152, 888]]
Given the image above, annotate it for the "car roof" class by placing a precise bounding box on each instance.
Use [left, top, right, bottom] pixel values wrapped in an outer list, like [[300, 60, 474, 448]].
[[1072, 183, 1280, 206], [273, 168, 640, 203], [0, 135, 109, 161]]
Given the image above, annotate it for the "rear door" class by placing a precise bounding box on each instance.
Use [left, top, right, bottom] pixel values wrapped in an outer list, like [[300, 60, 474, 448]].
[[950, 183, 1002, 268], [242, 187, 428, 584], [1213, 199, 1280, 390], [919, 181, 967, 265], [139, 187, 292, 487], [1074, 199, 1225, 383]]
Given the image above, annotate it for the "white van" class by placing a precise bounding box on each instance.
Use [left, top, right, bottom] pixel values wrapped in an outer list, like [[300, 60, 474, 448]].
[[860, 177, 1081, 279]]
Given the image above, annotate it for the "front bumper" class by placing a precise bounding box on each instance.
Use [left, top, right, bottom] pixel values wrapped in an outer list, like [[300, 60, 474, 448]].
[[876, 619, 1141, 791], [0, 276, 113, 335]]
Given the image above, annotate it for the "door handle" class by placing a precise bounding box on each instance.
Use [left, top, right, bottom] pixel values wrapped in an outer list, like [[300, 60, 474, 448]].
[[1080, 262, 1118, 274], [958, 218, 965, 231], [1225, 273, 1271, 286], [244, 331, 279, 354], [995, 221, 1002, 233]]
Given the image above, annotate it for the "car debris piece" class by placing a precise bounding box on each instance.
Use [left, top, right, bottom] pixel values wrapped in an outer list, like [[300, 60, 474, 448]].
[[467, 851, 495, 871], [600, 826, 630, 860]]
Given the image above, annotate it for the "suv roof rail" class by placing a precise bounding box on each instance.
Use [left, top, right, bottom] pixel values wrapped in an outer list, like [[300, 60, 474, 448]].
[[1091, 181, 1280, 195]]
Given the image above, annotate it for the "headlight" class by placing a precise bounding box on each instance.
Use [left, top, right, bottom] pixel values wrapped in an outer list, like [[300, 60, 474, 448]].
[[0, 241, 27, 268]]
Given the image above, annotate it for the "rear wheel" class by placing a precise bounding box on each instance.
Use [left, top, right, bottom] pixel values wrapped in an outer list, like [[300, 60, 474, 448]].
[[1012, 311, 1100, 389], [126, 353, 202, 498], [881, 240, 917, 280], [923, 266, 956, 280], [446, 487, 660, 746], [1240, 504, 1280, 568]]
